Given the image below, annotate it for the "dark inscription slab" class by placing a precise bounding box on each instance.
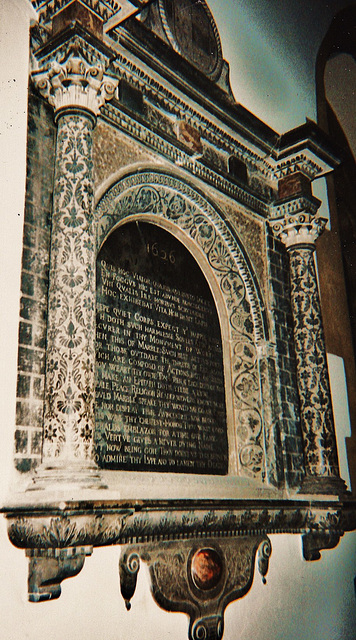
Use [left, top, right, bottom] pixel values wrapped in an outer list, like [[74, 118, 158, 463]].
[[94, 222, 228, 474]]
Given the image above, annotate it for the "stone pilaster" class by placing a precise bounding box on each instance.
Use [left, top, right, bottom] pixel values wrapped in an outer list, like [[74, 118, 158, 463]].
[[31, 52, 117, 485], [270, 210, 344, 494]]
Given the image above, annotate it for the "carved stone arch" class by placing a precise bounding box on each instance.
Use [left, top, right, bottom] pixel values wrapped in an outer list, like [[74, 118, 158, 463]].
[[95, 170, 277, 484]]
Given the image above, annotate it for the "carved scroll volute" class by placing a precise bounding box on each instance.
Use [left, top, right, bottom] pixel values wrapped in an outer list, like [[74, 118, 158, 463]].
[[119, 536, 272, 640], [32, 52, 118, 119], [119, 550, 141, 610]]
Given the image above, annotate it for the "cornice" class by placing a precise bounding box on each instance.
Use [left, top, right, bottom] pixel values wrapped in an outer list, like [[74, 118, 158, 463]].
[[270, 194, 321, 220], [273, 147, 338, 181], [32, 0, 126, 24], [30, 6, 340, 190], [108, 37, 276, 177], [29, 30, 274, 216], [105, 39, 339, 185], [29, 21, 339, 204], [31, 25, 275, 182], [31, 21, 115, 65]]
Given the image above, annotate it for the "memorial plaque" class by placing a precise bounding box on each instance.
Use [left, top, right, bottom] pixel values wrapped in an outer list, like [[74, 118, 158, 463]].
[[94, 221, 228, 474]]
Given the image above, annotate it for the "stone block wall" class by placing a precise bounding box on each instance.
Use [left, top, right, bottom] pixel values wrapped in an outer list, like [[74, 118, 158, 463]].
[[266, 229, 304, 487], [14, 92, 55, 472]]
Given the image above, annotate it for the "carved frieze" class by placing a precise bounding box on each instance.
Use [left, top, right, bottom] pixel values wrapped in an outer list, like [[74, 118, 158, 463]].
[[7, 499, 353, 551]]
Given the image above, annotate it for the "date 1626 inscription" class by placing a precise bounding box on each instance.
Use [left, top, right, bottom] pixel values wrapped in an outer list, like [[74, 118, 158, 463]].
[[94, 222, 228, 474]]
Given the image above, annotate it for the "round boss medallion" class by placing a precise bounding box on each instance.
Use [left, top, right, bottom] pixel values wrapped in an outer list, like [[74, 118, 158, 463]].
[[191, 548, 223, 591], [158, 0, 223, 80]]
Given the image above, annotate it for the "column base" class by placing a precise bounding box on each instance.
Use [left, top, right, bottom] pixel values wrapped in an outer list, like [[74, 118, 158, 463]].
[[299, 474, 348, 496], [27, 460, 108, 494]]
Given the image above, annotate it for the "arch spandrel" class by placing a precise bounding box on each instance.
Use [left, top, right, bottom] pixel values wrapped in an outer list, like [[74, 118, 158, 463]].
[[95, 170, 273, 483]]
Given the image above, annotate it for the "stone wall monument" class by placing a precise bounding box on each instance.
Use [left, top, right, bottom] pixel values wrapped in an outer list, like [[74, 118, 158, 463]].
[[3, 2, 354, 639]]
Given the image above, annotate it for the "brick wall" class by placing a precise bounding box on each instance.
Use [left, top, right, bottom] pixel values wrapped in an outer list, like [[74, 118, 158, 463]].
[[14, 92, 55, 472], [266, 229, 304, 487]]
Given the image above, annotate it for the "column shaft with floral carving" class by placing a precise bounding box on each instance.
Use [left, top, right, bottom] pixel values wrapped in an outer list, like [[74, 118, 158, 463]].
[[288, 244, 339, 477], [44, 111, 96, 463], [32, 53, 117, 474], [271, 211, 343, 493]]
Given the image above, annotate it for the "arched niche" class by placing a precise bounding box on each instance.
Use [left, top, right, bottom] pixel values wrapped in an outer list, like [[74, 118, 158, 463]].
[[95, 219, 228, 475], [95, 170, 274, 483]]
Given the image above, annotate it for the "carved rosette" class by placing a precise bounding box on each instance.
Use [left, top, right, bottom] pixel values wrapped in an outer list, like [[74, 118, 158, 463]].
[[31, 54, 118, 469], [270, 212, 341, 486]]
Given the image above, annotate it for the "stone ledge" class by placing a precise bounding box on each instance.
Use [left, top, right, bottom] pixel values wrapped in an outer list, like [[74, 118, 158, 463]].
[[3, 496, 355, 550]]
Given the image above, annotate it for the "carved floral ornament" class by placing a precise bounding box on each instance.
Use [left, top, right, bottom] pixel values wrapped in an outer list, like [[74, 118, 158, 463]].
[[31, 50, 118, 118], [119, 536, 272, 640]]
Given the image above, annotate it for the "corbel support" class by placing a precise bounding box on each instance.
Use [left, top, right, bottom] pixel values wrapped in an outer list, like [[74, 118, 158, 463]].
[[302, 531, 341, 562], [27, 546, 92, 602], [6, 497, 354, 625]]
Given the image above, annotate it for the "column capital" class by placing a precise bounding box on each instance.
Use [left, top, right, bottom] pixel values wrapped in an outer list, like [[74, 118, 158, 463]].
[[32, 50, 118, 119], [270, 212, 327, 249]]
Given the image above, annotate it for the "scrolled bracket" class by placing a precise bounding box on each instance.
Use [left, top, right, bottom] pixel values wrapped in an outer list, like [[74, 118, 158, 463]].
[[120, 535, 272, 640], [257, 538, 272, 584], [119, 550, 141, 610]]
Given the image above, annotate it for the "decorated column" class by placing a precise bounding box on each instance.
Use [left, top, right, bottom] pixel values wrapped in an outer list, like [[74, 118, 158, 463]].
[[271, 208, 344, 494], [32, 52, 117, 484]]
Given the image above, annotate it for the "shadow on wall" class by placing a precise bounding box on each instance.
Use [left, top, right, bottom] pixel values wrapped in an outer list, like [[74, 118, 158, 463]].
[[315, 5, 356, 494]]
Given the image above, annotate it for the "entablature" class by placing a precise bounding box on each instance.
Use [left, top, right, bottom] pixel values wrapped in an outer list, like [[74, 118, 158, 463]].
[[30, 17, 341, 221]]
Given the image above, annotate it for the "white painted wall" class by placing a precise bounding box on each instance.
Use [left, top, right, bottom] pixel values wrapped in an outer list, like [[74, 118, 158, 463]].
[[0, 2, 355, 639]]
